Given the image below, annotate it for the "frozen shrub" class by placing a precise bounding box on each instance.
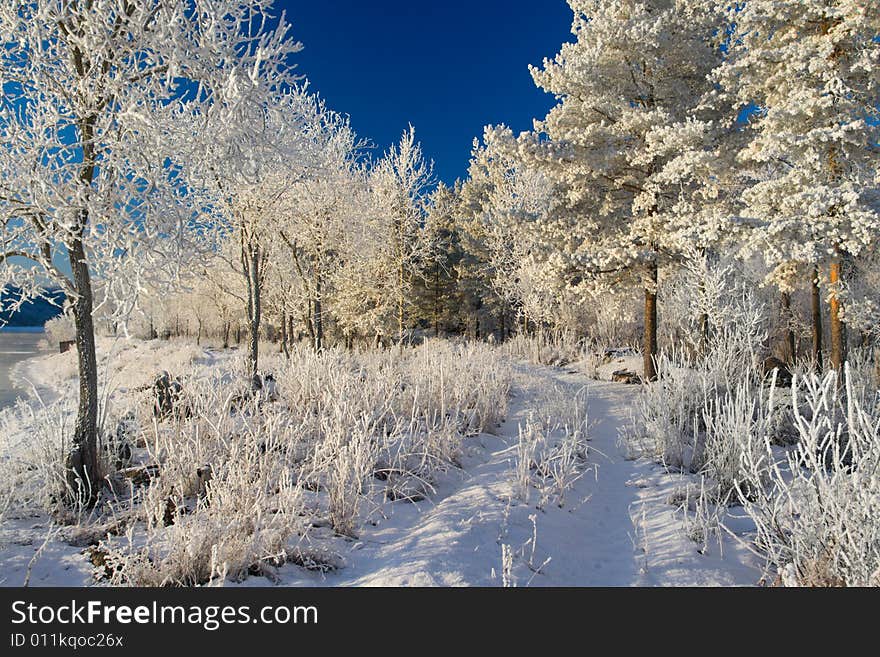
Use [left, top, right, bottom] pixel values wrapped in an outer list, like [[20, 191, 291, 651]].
[[101, 386, 306, 586], [513, 417, 540, 503], [627, 274, 770, 479], [43, 314, 75, 347], [323, 428, 376, 538], [0, 397, 109, 519], [696, 376, 772, 499], [511, 385, 592, 509], [736, 366, 880, 587], [501, 331, 587, 367]]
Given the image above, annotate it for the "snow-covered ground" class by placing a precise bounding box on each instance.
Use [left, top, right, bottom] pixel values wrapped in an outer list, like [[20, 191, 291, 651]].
[[0, 339, 762, 587], [242, 364, 759, 587]]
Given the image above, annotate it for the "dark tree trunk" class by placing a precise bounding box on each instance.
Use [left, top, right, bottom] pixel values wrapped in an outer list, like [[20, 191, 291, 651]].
[[66, 236, 100, 506], [811, 265, 824, 373], [643, 261, 659, 382], [222, 322, 230, 349], [829, 255, 846, 372], [435, 263, 444, 338], [245, 246, 262, 383], [280, 312, 290, 358], [305, 299, 315, 346], [64, 109, 102, 507], [397, 263, 405, 345], [781, 292, 797, 365], [699, 312, 710, 357]]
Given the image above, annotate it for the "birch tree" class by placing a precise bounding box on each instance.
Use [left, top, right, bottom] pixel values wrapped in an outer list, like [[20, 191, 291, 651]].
[[276, 107, 363, 351]]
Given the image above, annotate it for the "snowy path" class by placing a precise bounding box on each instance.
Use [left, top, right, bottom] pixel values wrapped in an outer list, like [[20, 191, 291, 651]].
[[272, 364, 760, 587]]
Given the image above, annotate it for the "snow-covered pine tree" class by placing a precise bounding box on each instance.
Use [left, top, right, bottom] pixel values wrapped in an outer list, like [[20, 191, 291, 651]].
[[516, 0, 725, 380], [715, 0, 880, 371], [461, 127, 560, 336], [412, 183, 466, 337], [367, 126, 434, 344]]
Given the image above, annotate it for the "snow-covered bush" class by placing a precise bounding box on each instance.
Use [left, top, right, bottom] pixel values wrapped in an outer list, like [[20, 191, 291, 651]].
[[696, 376, 772, 499], [43, 314, 75, 347], [737, 366, 880, 587], [49, 338, 513, 584], [501, 331, 587, 367], [103, 456, 304, 586], [512, 385, 592, 509], [321, 423, 377, 538], [0, 397, 108, 520], [627, 268, 770, 481]]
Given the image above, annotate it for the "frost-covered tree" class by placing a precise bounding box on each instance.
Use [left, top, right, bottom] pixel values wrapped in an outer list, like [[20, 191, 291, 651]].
[[461, 128, 560, 334], [186, 88, 323, 380], [345, 126, 433, 343], [0, 0, 301, 503], [412, 183, 466, 337], [715, 0, 880, 371], [275, 107, 363, 351], [516, 0, 726, 380]]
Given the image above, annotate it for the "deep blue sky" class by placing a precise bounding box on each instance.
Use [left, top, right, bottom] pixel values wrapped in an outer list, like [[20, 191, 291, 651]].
[[277, 1, 574, 184]]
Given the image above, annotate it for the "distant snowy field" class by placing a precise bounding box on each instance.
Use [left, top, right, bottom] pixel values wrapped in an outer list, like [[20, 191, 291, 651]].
[[0, 337, 762, 587]]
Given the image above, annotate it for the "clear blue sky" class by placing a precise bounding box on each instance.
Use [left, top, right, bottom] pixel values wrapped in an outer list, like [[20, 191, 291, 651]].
[[277, 0, 574, 184]]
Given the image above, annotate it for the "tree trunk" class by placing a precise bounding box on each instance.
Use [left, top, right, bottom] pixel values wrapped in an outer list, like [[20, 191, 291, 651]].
[[433, 264, 442, 338], [305, 299, 315, 346], [811, 265, 824, 373], [66, 236, 100, 506], [244, 244, 261, 383], [829, 255, 846, 372], [781, 292, 797, 365], [280, 312, 289, 358], [398, 263, 405, 345], [643, 261, 659, 382], [699, 312, 710, 357], [314, 276, 323, 352]]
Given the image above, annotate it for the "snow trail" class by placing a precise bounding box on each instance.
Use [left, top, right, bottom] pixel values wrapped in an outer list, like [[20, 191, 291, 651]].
[[272, 364, 759, 587]]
